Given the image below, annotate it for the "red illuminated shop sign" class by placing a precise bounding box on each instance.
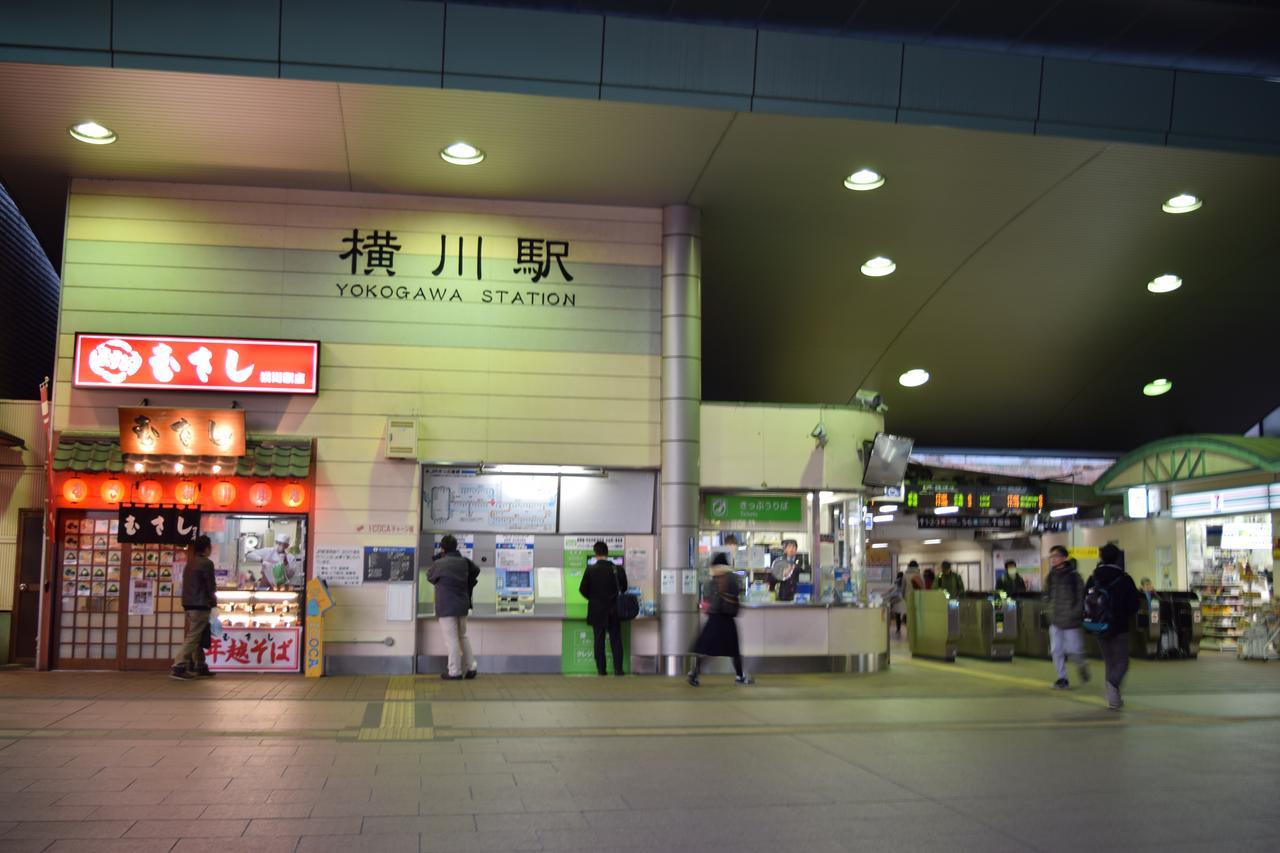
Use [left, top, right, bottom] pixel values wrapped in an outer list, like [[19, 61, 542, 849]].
[[73, 334, 319, 395]]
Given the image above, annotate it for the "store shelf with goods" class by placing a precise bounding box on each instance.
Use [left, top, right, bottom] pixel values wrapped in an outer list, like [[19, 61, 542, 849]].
[[215, 589, 300, 629]]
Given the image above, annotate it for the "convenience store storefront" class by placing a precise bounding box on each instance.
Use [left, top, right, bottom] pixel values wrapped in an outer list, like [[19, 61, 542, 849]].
[[1093, 436, 1280, 651]]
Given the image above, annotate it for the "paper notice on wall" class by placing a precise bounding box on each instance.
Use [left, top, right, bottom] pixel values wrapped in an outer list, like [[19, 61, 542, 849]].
[[681, 569, 697, 595], [386, 582, 415, 622], [496, 535, 536, 570], [314, 547, 363, 586], [129, 579, 155, 615], [537, 567, 564, 599], [624, 548, 649, 583], [660, 569, 677, 595]]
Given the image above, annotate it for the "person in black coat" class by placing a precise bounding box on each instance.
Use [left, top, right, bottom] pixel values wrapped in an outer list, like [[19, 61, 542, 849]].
[[578, 541, 628, 676], [688, 553, 753, 686], [1086, 543, 1140, 710]]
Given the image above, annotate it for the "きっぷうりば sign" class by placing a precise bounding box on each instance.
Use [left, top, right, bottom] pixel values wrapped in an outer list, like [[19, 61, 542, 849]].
[[73, 333, 319, 394]]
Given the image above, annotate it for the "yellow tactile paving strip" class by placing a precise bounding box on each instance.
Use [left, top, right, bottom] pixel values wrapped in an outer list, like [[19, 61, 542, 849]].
[[354, 674, 434, 741]]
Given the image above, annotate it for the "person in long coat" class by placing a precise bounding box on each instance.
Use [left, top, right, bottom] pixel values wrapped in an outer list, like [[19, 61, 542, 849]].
[[688, 553, 753, 686]]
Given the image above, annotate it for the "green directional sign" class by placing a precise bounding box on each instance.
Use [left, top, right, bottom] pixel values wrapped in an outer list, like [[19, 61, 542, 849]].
[[703, 494, 803, 523]]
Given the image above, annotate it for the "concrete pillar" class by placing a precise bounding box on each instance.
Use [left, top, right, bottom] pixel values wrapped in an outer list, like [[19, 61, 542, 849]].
[[659, 205, 701, 676]]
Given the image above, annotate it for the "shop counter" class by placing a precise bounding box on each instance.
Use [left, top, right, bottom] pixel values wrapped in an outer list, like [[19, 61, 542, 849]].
[[698, 603, 889, 674]]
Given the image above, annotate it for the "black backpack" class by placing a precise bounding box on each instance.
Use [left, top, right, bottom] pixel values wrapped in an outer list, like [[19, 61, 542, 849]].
[[1083, 576, 1120, 633]]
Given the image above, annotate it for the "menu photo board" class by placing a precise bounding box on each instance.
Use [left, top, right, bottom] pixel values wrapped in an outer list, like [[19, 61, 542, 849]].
[[364, 546, 416, 582], [73, 333, 319, 395]]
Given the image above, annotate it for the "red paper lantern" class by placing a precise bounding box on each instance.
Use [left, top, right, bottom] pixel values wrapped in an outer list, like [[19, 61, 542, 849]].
[[249, 482, 273, 507], [100, 478, 126, 503], [63, 477, 88, 503], [211, 480, 237, 507], [281, 483, 307, 509], [174, 480, 199, 505], [137, 480, 163, 503]]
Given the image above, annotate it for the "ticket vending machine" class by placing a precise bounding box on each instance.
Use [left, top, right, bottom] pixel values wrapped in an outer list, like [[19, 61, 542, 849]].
[[496, 568, 535, 614]]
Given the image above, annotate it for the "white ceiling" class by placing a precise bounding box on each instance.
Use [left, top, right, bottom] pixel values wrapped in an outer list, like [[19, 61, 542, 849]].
[[1, 61, 1277, 451]]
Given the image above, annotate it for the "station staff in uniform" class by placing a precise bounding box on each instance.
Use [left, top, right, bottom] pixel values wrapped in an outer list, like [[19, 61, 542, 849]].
[[770, 539, 800, 601]]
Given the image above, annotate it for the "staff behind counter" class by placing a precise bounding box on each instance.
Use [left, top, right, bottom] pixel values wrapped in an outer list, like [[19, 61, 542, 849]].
[[768, 539, 802, 602]]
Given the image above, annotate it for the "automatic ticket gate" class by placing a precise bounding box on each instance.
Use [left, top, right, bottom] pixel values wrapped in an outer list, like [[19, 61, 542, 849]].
[[1013, 594, 1051, 659], [1085, 592, 1202, 659], [907, 589, 960, 662], [956, 593, 1018, 661]]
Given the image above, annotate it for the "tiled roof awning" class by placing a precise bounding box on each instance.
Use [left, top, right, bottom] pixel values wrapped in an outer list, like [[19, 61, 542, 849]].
[[54, 435, 312, 479]]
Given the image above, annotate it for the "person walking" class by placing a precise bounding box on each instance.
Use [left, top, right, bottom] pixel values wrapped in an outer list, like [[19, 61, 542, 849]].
[[935, 561, 964, 597], [1086, 544, 1140, 710], [578, 541, 628, 676], [888, 571, 907, 636], [428, 534, 480, 680], [171, 535, 216, 680], [1045, 545, 1089, 690], [688, 553, 752, 685]]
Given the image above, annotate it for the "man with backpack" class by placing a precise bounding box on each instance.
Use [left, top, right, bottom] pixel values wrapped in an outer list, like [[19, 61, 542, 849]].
[[1045, 545, 1088, 690], [1084, 543, 1140, 710]]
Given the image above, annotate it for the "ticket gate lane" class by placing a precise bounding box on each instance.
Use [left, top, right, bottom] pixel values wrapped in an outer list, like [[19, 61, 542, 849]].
[[956, 593, 1018, 661], [907, 589, 960, 662]]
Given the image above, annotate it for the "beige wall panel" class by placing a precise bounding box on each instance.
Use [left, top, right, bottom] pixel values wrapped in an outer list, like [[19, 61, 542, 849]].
[[72, 179, 663, 226], [315, 462, 419, 488]]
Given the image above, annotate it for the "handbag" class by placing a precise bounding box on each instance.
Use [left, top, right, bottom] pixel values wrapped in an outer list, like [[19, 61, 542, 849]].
[[614, 565, 639, 621]]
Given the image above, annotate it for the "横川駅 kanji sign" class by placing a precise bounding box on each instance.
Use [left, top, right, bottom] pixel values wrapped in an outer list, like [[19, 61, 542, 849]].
[[73, 334, 319, 394]]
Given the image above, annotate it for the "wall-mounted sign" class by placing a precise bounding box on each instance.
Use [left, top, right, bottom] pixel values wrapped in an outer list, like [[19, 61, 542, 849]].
[[424, 472, 558, 533], [118, 407, 246, 456], [1220, 522, 1272, 551], [207, 627, 300, 672], [74, 333, 319, 394], [117, 504, 201, 545], [918, 515, 1024, 530], [703, 495, 804, 523], [363, 546, 416, 582], [906, 482, 1044, 513]]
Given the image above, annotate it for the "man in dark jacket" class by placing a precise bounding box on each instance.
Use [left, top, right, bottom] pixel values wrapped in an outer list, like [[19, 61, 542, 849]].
[[172, 535, 217, 680], [1087, 543, 1140, 710], [935, 561, 964, 597], [578, 541, 628, 676], [428, 534, 481, 680], [1045, 545, 1089, 689]]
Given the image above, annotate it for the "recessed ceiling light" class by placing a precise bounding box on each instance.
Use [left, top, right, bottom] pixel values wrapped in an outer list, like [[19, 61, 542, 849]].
[[871, 542, 889, 549], [68, 120, 117, 144], [879, 504, 898, 513], [1143, 377, 1173, 397], [861, 256, 896, 277], [1162, 193, 1201, 214], [898, 368, 930, 388], [1048, 506, 1079, 518], [872, 514, 894, 523], [1147, 274, 1182, 294], [440, 141, 484, 165], [922, 538, 942, 545], [935, 506, 960, 515], [843, 168, 885, 191]]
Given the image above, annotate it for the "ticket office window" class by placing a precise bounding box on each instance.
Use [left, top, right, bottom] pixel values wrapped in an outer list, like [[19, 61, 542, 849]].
[[56, 511, 188, 668]]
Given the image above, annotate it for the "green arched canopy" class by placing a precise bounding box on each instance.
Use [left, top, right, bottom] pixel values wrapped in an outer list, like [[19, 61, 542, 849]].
[[1094, 435, 1280, 494]]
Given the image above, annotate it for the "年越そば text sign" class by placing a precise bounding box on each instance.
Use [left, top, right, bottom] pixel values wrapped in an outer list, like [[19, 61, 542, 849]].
[[207, 627, 301, 672]]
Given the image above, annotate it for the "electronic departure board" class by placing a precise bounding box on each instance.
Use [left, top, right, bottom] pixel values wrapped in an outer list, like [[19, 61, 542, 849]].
[[905, 482, 1044, 512]]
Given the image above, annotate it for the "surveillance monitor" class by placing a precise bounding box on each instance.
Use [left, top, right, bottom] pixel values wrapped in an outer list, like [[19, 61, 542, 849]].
[[862, 432, 914, 487]]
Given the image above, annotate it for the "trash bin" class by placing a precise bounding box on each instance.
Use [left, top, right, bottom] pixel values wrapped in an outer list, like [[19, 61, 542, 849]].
[[956, 593, 1017, 661], [907, 589, 960, 662], [1013, 594, 1051, 659]]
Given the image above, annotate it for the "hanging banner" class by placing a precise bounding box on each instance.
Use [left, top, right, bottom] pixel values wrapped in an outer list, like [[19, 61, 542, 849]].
[[117, 504, 201, 545], [74, 333, 319, 394], [118, 407, 246, 456]]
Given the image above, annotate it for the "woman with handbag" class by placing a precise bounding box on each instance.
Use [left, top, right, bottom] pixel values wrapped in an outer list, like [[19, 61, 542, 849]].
[[688, 553, 753, 686]]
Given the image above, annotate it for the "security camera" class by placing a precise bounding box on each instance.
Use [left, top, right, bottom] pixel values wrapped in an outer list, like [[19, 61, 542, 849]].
[[854, 389, 882, 410], [810, 423, 828, 447]]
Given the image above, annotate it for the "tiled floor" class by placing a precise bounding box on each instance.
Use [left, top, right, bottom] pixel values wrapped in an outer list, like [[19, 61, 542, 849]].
[[0, 646, 1278, 852]]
